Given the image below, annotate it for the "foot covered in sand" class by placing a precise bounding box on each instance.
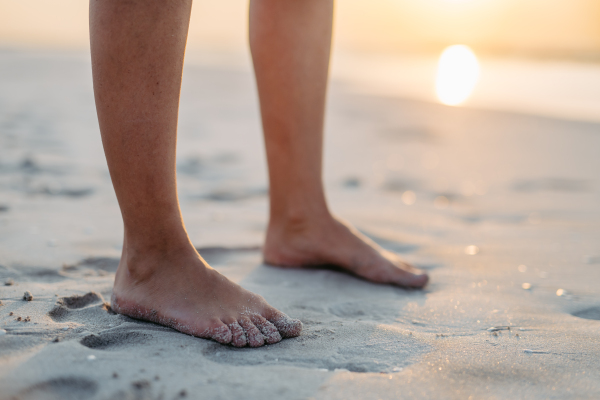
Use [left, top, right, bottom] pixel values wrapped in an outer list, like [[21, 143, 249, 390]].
[[264, 215, 429, 288], [111, 245, 302, 347]]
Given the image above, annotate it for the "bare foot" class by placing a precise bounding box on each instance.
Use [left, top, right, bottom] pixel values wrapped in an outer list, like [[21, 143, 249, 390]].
[[111, 245, 302, 347], [263, 215, 429, 288]]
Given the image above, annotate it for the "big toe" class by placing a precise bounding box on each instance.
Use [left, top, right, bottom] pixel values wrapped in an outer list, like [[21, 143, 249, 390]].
[[393, 264, 429, 288], [403, 271, 429, 288], [269, 311, 303, 338]]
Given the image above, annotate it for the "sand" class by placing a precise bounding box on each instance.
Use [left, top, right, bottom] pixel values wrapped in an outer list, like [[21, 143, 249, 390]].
[[1, 49, 600, 400]]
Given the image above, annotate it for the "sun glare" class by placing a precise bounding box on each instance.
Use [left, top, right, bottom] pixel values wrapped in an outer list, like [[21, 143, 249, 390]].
[[435, 45, 480, 106]]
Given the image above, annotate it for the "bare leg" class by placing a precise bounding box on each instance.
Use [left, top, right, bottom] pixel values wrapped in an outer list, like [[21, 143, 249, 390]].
[[250, 0, 428, 288], [90, 0, 301, 347]]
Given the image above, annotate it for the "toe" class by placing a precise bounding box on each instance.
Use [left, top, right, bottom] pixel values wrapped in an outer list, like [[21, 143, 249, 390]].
[[251, 315, 282, 344], [381, 252, 429, 289], [228, 321, 248, 347], [206, 322, 232, 344], [267, 310, 303, 338], [398, 272, 429, 288], [408, 271, 429, 288], [239, 318, 265, 347], [392, 262, 429, 288]]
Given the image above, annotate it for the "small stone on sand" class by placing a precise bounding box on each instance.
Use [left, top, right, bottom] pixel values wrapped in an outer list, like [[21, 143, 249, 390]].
[[523, 349, 548, 354], [52, 337, 60, 342], [556, 288, 567, 296], [23, 291, 33, 301], [522, 283, 532, 290], [487, 326, 510, 332], [5, 279, 14, 286], [0, 329, 6, 336], [87, 355, 96, 361], [132, 380, 150, 390]]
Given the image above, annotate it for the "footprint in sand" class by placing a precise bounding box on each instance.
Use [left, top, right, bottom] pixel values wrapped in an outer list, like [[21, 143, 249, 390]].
[[15, 377, 98, 400], [80, 331, 152, 350], [48, 292, 108, 322], [59, 292, 103, 309], [572, 307, 600, 321], [64, 257, 120, 274]]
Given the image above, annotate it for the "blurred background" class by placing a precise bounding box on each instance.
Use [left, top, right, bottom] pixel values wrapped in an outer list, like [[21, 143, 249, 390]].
[[2, 4, 600, 398], [1, 0, 599, 122]]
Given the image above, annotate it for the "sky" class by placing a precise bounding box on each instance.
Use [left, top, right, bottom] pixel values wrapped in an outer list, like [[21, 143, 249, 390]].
[[0, 0, 599, 59]]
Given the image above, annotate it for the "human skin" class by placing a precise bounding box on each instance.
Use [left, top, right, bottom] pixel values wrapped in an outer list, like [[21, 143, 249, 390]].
[[89, 0, 427, 348], [251, 0, 428, 288]]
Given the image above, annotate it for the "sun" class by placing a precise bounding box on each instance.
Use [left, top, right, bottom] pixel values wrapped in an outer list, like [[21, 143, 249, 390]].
[[435, 45, 480, 106]]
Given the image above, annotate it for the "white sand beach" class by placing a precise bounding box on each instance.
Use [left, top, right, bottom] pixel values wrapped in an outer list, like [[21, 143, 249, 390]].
[[1, 50, 600, 399]]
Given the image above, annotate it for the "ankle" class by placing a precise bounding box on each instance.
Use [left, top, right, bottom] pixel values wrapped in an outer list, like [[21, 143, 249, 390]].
[[270, 207, 331, 228], [119, 237, 197, 281], [123, 222, 191, 253], [267, 208, 336, 242], [268, 185, 332, 229]]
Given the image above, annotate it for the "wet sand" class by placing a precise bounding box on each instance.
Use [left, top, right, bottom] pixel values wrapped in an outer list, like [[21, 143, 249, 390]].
[[1, 50, 600, 399]]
